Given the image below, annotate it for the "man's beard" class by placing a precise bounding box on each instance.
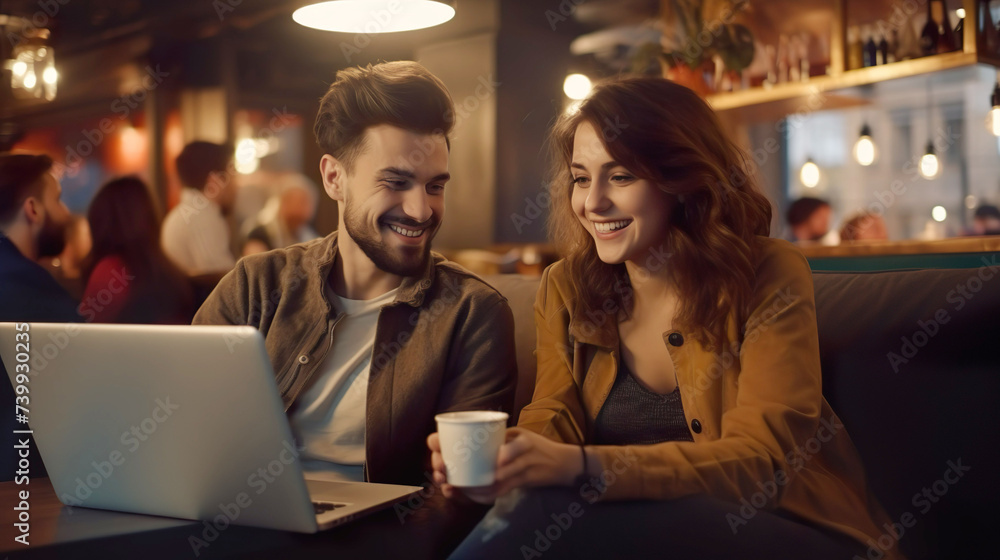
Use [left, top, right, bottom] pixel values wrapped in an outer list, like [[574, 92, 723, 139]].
[[37, 213, 67, 258], [342, 200, 436, 277]]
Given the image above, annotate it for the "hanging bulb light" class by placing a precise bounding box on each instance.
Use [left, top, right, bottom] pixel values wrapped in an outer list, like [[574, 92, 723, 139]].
[[800, 158, 821, 188], [987, 81, 1000, 137], [919, 142, 941, 179], [853, 124, 878, 166]]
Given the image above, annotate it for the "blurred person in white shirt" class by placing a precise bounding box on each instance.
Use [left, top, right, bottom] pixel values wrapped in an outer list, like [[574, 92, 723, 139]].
[[161, 141, 237, 276]]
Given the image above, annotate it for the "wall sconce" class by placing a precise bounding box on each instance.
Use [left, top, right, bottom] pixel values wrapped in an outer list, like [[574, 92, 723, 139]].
[[1, 16, 57, 101], [293, 1, 455, 33]]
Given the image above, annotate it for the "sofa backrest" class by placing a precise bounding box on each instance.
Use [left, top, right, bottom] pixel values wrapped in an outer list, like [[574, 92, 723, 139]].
[[486, 267, 1000, 559]]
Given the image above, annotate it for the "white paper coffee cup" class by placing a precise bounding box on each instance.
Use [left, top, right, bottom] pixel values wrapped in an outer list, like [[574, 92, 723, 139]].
[[435, 410, 509, 487]]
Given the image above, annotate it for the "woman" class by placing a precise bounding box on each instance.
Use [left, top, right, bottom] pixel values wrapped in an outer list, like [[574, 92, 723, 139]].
[[429, 77, 901, 559], [82, 176, 194, 324]]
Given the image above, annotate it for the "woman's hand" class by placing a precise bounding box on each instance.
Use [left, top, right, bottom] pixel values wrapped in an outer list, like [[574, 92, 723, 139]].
[[491, 427, 583, 496], [427, 428, 586, 504]]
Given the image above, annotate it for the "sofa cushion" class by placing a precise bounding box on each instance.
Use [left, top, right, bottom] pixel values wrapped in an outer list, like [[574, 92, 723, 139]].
[[813, 268, 1000, 558], [484, 274, 541, 424]]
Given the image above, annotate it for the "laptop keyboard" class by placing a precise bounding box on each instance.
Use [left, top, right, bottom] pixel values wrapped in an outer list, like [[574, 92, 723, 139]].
[[313, 501, 347, 514]]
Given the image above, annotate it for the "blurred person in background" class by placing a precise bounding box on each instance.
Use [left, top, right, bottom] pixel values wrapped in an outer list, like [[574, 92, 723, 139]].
[[0, 152, 78, 321], [242, 173, 320, 255], [40, 214, 92, 300], [786, 197, 838, 245], [161, 141, 237, 276], [0, 151, 78, 482], [971, 204, 1000, 235], [81, 176, 194, 324], [839, 211, 888, 242]]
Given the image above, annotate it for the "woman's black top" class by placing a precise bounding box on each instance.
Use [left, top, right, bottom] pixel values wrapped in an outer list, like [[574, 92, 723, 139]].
[[593, 359, 694, 445]]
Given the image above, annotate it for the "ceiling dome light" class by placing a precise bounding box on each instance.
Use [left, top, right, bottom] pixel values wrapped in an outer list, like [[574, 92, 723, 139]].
[[919, 143, 940, 180], [853, 124, 877, 166], [293, 1, 455, 33], [800, 159, 820, 188]]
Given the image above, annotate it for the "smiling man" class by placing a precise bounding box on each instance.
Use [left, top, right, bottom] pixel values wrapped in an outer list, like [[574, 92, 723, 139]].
[[193, 61, 516, 488]]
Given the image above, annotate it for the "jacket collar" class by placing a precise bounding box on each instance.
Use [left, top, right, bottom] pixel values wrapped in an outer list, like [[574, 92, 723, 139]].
[[311, 231, 436, 308], [568, 313, 620, 349]]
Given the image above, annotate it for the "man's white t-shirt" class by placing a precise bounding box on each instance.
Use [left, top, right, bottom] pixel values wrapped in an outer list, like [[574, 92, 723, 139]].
[[288, 286, 398, 482], [161, 188, 236, 275]]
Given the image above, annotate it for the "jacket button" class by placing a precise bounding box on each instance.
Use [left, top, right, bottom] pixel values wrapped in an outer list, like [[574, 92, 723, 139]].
[[690, 419, 702, 434], [668, 332, 684, 347], [298, 355, 309, 365]]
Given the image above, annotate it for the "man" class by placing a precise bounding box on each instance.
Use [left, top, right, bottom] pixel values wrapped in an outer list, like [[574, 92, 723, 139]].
[[972, 204, 1000, 235], [0, 153, 78, 322], [242, 174, 320, 255], [839, 211, 888, 242], [194, 61, 517, 488], [0, 152, 78, 481], [786, 196, 838, 245], [162, 141, 238, 276]]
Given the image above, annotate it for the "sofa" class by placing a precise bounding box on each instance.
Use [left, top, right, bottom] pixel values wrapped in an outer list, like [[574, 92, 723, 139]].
[[485, 265, 1000, 560]]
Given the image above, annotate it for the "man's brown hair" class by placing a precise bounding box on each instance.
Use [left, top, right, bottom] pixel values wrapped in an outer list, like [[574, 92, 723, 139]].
[[313, 61, 455, 172], [175, 141, 232, 191], [0, 152, 54, 225]]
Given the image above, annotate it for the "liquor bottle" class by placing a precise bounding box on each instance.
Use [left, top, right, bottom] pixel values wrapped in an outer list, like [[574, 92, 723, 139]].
[[799, 34, 810, 82], [878, 31, 889, 64], [936, 1, 957, 53], [954, 9, 964, 50], [887, 29, 899, 63], [777, 34, 790, 82], [864, 26, 878, 66], [848, 26, 863, 70], [897, 17, 923, 60], [978, 0, 1000, 56], [920, 0, 940, 56]]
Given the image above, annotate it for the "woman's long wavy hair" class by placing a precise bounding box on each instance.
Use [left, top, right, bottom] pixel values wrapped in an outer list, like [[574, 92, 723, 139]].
[[547, 77, 772, 350], [84, 176, 194, 323]]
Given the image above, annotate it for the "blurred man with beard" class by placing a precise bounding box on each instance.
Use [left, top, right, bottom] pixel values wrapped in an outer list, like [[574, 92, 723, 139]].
[[0, 152, 78, 322], [194, 62, 516, 514], [0, 152, 78, 481]]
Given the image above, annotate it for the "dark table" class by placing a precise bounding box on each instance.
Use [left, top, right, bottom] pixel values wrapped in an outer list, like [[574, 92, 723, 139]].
[[0, 478, 487, 559]]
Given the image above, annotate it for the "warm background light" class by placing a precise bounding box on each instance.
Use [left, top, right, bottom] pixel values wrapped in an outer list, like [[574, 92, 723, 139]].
[[932, 206, 947, 222], [563, 73, 592, 100]]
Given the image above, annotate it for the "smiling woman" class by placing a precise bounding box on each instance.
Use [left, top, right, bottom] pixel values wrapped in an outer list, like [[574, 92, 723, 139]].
[[431, 77, 905, 560]]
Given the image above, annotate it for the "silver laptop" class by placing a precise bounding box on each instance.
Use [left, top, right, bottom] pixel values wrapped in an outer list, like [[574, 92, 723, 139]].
[[0, 322, 420, 533]]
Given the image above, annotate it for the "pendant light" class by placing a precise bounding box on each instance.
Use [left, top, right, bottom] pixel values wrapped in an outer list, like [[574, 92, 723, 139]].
[[800, 158, 821, 188], [919, 80, 941, 180], [293, 1, 455, 33], [853, 123, 877, 166], [919, 142, 941, 179]]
